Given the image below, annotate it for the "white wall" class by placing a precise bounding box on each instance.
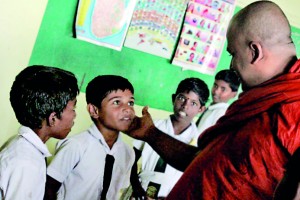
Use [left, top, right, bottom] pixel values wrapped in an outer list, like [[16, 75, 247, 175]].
[[0, 0, 48, 144]]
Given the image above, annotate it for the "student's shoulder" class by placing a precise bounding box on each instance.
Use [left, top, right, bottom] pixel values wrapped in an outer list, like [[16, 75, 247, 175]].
[[1, 136, 39, 158], [0, 137, 41, 171]]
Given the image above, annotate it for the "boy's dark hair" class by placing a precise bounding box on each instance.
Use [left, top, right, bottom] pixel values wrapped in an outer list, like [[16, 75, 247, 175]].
[[215, 69, 240, 92], [86, 75, 134, 108], [173, 78, 209, 106], [10, 65, 79, 129]]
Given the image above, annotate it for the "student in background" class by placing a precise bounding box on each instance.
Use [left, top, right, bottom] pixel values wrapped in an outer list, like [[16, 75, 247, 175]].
[[129, 78, 209, 199], [0, 65, 79, 200], [45, 75, 136, 200], [193, 69, 240, 145], [124, 1, 300, 199]]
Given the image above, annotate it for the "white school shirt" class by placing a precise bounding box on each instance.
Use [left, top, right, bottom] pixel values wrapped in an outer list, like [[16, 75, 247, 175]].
[[195, 102, 229, 142], [47, 124, 135, 200], [0, 126, 51, 200], [133, 117, 197, 197]]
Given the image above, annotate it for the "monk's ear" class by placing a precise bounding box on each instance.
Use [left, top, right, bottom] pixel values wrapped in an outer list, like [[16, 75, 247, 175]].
[[249, 41, 263, 64]]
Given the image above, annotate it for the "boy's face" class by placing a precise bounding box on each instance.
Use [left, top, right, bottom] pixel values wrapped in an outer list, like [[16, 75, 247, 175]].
[[97, 89, 135, 132], [211, 79, 236, 104], [173, 91, 204, 123], [51, 99, 77, 139]]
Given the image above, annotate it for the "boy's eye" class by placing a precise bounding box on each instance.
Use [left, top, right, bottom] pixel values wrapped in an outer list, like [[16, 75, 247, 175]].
[[177, 95, 185, 101], [191, 102, 197, 106], [113, 100, 120, 105], [128, 101, 134, 106]]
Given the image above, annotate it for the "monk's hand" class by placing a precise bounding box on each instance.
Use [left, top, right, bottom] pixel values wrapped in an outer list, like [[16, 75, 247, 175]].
[[126, 106, 155, 140]]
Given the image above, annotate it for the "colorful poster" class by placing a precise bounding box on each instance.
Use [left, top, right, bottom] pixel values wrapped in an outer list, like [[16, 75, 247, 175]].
[[172, 0, 236, 75], [124, 0, 189, 59], [75, 0, 136, 51]]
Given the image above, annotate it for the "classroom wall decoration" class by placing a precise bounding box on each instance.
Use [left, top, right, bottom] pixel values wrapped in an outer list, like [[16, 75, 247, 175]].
[[124, 0, 189, 59], [172, 0, 236, 75], [75, 0, 136, 51]]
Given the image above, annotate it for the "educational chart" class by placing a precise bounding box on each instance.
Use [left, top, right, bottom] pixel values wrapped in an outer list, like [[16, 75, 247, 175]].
[[75, 0, 136, 51], [124, 0, 189, 59], [172, 0, 236, 75]]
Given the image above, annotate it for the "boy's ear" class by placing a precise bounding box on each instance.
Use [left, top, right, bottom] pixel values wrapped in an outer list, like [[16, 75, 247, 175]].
[[48, 112, 56, 127], [231, 91, 238, 98], [198, 106, 206, 114], [87, 103, 99, 118], [172, 94, 176, 103]]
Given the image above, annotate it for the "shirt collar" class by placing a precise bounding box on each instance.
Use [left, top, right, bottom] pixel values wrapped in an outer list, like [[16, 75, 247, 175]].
[[18, 126, 52, 157], [88, 124, 122, 153]]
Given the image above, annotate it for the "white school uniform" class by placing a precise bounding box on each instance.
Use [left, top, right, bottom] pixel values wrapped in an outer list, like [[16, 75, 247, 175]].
[[0, 126, 51, 200], [47, 124, 135, 200], [133, 117, 197, 197], [195, 102, 229, 141]]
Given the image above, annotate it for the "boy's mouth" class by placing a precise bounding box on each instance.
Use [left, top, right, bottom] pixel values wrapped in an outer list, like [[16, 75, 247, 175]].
[[121, 116, 132, 121], [179, 111, 187, 117]]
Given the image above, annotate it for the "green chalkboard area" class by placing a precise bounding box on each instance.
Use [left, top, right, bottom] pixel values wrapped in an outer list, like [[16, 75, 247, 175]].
[[29, 0, 300, 112]]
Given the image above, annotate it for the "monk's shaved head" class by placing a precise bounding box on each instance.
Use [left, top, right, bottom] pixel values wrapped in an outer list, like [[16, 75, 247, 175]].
[[228, 1, 292, 46], [226, 1, 296, 91]]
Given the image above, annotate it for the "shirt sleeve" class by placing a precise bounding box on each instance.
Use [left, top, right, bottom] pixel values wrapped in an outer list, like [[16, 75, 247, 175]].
[[47, 139, 83, 183]]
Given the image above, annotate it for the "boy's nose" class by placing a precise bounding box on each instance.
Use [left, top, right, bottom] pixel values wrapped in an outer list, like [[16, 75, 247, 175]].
[[214, 89, 220, 95], [181, 99, 189, 108], [123, 104, 133, 113]]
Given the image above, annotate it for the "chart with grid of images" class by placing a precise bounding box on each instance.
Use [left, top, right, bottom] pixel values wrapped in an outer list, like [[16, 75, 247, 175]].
[[172, 0, 236, 75]]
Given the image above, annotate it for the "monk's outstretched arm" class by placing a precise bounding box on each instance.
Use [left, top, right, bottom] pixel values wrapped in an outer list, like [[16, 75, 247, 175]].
[[125, 106, 200, 171]]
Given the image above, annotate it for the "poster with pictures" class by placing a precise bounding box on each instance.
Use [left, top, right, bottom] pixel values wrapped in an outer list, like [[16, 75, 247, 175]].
[[75, 0, 136, 51], [172, 0, 236, 75], [124, 0, 189, 59]]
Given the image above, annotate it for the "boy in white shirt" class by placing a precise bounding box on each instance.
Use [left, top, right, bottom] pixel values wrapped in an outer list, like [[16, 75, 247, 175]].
[[193, 69, 240, 145], [45, 75, 136, 200], [0, 65, 79, 200], [129, 78, 209, 199]]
